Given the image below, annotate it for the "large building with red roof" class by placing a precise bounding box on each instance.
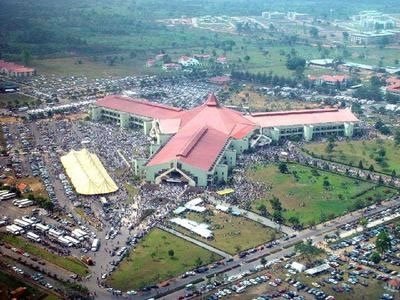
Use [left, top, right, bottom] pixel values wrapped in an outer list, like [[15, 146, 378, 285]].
[[0, 60, 35, 77], [91, 94, 358, 186]]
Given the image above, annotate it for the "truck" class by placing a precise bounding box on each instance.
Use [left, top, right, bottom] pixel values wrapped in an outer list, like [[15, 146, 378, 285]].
[[58, 236, 73, 247], [91, 238, 100, 252], [6, 224, 23, 235], [13, 218, 31, 229], [27, 231, 41, 242], [17, 200, 34, 208], [34, 223, 49, 232]]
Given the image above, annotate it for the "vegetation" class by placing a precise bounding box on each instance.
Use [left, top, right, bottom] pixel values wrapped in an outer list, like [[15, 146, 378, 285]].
[[106, 228, 220, 291], [375, 230, 391, 254], [0, 270, 48, 299], [172, 211, 279, 255], [1, 234, 89, 276], [304, 139, 400, 176], [0, 93, 40, 109], [248, 163, 398, 226]]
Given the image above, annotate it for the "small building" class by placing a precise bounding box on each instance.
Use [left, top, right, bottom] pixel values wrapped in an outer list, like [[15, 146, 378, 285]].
[[216, 56, 228, 64], [16, 182, 30, 193], [178, 56, 200, 67], [287, 12, 310, 21], [155, 53, 166, 61], [261, 11, 286, 20], [387, 278, 400, 291], [308, 59, 334, 68], [194, 54, 211, 61], [162, 63, 182, 71], [209, 75, 231, 85], [146, 59, 156, 67], [349, 31, 397, 45], [0, 60, 35, 77], [305, 263, 331, 276], [291, 261, 306, 272], [309, 75, 349, 86], [386, 77, 400, 95]]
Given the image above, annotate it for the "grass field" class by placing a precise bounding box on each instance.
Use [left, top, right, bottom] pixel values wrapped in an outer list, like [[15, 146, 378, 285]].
[[171, 211, 280, 255], [248, 163, 398, 226], [0, 93, 39, 109], [1, 234, 89, 276], [303, 139, 400, 175], [106, 228, 220, 291], [226, 88, 321, 112]]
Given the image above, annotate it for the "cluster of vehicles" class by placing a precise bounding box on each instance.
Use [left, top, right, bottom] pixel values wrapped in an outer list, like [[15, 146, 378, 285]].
[[12, 198, 34, 208], [0, 190, 17, 201]]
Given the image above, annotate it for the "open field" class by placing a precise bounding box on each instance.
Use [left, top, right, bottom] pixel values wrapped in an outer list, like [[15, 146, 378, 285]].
[[1, 234, 89, 276], [0, 93, 39, 109], [172, 211, 280, 255], [106, 228, 220, 291], [226, 88, 321, 112], [303, 139, 400, 176], [248, 163, 398, 226]]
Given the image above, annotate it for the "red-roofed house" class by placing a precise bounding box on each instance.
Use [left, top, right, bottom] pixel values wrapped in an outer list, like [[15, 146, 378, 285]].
[[146, 59, 156, 67], [178, 56, 200, 67], [387, 278, 400, 291], [209, 75, 231, 85], [0, 60, 35, 77], [386, 76, 400, 95], [309, 74, 349, 86], [91, 93, 358, 186], [216, 56, 228, 64]]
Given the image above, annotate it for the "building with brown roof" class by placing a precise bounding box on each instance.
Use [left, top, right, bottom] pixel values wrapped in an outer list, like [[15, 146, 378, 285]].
[[0, 60, 35, 77], [91, 93, 358, 186]]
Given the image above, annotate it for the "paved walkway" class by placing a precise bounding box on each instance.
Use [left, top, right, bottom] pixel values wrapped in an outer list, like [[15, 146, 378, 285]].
[[158, 225, 232, 259], [207, 197, 297, 235]]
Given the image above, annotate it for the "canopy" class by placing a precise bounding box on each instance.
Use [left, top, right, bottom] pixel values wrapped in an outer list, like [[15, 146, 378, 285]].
[[61, 149, 118, 195], [216, 188, 234, 196]]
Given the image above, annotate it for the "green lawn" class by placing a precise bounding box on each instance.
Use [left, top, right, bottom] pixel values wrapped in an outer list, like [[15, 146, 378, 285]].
[[303, 139, 400, 175], [124, 183, 138, 204], [248, 163, 398, 226], [1, 234, 89, 276], [171, 211, 280, 255], [106, 228, 220, 291]]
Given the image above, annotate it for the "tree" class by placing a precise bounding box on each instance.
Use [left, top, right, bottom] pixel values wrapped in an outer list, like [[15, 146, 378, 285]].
[[359, 217, 368, 228], [257, 204, 267, 217], [288, 216, 300, 228], [370, 251, 381, 264], [22, 49, 32, 66], [295, 240, 322, 263], [358, 160, 364, 169], [395, 130, 400, 146], [272, 210, 283, 223], [244, 55, 250, 63], [375, 230, 391, 254], [278, 162, 289, 174], [168, 249, 174, 258], [260, 257, 267, 266], [195, 257, 203, 267], [270, 197, 282, 211], [286, 57, 306, 71], [309, 27, 319, 38], [326, 141, 335, 153]]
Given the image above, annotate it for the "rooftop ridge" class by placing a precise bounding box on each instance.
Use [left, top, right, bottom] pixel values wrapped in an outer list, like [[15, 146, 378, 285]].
[[102, 95, 183, 112], [178, 127, 208, 157], [250, 108, 339, 117]]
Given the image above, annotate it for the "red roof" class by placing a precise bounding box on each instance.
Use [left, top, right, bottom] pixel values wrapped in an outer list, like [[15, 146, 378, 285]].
[[147, 93, 256, 171], [96, 95, 183, 119], [320, 75, 348, 83], [386, 76, 400, 94], [0, 60, 35, 73], [246, 108, 358, 127], [388, 278, 400, 288]]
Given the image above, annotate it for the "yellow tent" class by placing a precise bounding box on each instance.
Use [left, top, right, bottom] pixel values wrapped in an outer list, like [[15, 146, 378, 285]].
[[61, 149, 118, 195], [216, 188, 234, 196]]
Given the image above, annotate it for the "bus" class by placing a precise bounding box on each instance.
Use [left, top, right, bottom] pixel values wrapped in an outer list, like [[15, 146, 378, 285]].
[[58, 236, 73, 247], [18, 200, 34, 208], [13, 219, 31, 229], [91, 238, 100, 252], [27, 231, 41, 242], [64, 235, 80, 246], [21, 216, 36, 225], [48, 228, 63, 238], [34, 223, 49, 232], [6, 224, 23, 235], [1, 192, 16, 200], [72, 228, 87, 241]]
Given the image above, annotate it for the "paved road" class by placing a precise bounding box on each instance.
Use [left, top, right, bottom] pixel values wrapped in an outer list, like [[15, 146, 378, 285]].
[[207, 197, 296, 235], [158, 225, 232, 259], [135, 197, 400, 300]]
